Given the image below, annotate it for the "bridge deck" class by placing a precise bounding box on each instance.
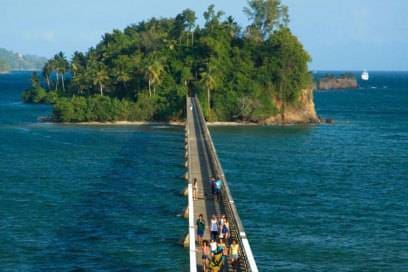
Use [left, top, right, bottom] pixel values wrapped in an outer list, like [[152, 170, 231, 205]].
[[186, 96, 258, 272], [187, 98, 228, 271]]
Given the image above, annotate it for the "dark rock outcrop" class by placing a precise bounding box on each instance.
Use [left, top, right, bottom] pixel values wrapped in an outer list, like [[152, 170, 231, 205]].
[[317, 74, 358, 90]]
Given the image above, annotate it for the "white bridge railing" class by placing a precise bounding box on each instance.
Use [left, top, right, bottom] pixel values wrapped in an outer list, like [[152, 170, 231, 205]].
[[186, 97, 197, 272]]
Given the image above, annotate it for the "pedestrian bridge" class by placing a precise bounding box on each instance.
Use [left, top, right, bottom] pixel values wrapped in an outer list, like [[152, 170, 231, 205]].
[[184, 96, 258, 272]]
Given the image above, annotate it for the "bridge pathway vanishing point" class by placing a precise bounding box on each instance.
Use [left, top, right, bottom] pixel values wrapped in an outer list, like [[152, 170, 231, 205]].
[[185, 96, 258, 272]]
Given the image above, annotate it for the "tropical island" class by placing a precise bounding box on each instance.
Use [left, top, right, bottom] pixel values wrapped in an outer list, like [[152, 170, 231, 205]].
[[0, 48, 47, 72], [22, 0, 319, 124]]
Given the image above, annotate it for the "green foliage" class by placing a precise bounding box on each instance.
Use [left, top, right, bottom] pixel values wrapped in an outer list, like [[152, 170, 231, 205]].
[[244, 0, 289, 40], [26, 2, 311, 123], [22, 86, 47, 103], [53, 98, 75, 122], [268, 27, 312, 105], [132, 93, 159, 121], [22, 72, 49, 103], [52, 95, 160, 122], [45, 91, 58, 104]]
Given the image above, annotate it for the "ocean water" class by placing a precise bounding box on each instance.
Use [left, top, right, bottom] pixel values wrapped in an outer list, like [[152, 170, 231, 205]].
[[1, 71, 407, 271], [211, 72, 408, 271], [0, 72, 188, 271]]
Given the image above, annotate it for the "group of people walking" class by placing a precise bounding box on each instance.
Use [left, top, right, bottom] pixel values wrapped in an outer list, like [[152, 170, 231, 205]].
[[192, 175, 236, 271], [196, 214, 240, 271], [193, 176, 223, 201]]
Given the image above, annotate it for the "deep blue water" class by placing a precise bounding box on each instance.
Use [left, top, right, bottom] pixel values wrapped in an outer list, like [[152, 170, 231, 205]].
[[1, 71, 408, 271], [0, 72, 188, 271]]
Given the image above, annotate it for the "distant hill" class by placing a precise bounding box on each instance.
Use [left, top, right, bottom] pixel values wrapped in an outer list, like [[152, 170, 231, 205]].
[[0, 48, 47, 72]]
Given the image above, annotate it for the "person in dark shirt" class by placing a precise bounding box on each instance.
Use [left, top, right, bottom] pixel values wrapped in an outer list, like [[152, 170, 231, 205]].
[[210, 177, 216, 196], [196, 213, 205, 246], [215, 177, 222, 201]]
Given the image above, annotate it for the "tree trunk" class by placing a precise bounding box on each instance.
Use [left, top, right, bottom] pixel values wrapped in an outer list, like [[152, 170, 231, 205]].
[[207, 87, 210, 118], [61, 73, 65, 92], [279, 82, 285, 122], [100, 84, 104, 96], [148, 80, 152, 97], [186, 32, 189, 46], [55, 72, 59, 91], [191, 32, 194, 46], [46, 76, 51, 90]]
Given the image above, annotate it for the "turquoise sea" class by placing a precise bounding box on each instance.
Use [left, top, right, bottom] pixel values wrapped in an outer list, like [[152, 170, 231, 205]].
[[0, 71, 407, 271]]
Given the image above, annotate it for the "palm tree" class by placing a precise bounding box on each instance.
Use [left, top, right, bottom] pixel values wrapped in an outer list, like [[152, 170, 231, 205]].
[[182, 9, 196, 46], [145, 61, 164, 97], [71, 51, 86, 77], [114, 55, 132, 90], [56, 52, 69, 93], [49, 58, 59, 91], [93, 64, 109, 96], [200, 71, 216, 116], [42, 61, 52, 90]]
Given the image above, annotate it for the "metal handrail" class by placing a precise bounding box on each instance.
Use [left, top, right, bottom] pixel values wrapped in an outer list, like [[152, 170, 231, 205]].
[[192, 96, 258, 272]]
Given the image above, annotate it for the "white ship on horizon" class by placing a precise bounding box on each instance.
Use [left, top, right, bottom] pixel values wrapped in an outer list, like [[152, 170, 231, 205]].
[[361, 70, 369, 81]]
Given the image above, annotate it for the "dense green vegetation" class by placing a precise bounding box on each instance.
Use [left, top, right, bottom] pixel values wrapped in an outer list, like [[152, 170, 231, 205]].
[[0, 48, 47, 71], [22, 0, 312, 123]]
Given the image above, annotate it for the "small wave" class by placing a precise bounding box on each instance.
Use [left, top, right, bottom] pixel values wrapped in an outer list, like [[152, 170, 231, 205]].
[[152, 125, 171, 129], [17, 127, 30, 132], [0, 101, 23, 106]]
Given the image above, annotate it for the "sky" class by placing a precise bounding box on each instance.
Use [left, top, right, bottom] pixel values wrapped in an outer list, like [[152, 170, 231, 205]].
[[1, 0, 407, 71]]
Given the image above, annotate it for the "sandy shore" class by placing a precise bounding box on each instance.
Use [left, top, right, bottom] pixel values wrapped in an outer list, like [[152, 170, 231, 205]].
[[56, 121, 258, 126], [58, 121, 185, 126], [39, 116, 322, 127], [45, 120, 319, 126]]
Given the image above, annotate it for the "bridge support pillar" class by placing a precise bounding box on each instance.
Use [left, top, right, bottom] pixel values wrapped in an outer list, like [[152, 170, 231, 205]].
[[180, 186, 188, 196], [183, 206, 189, 218], [179, 232, 189, 248]]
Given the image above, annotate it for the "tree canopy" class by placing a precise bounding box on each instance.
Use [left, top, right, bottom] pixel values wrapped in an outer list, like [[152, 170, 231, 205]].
[[23, 1, 312, 123]]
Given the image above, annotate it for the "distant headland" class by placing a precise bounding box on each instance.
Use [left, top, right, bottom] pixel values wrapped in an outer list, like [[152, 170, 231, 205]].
[[0, 48, 47, 72], [22, 0, 319, 125]]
